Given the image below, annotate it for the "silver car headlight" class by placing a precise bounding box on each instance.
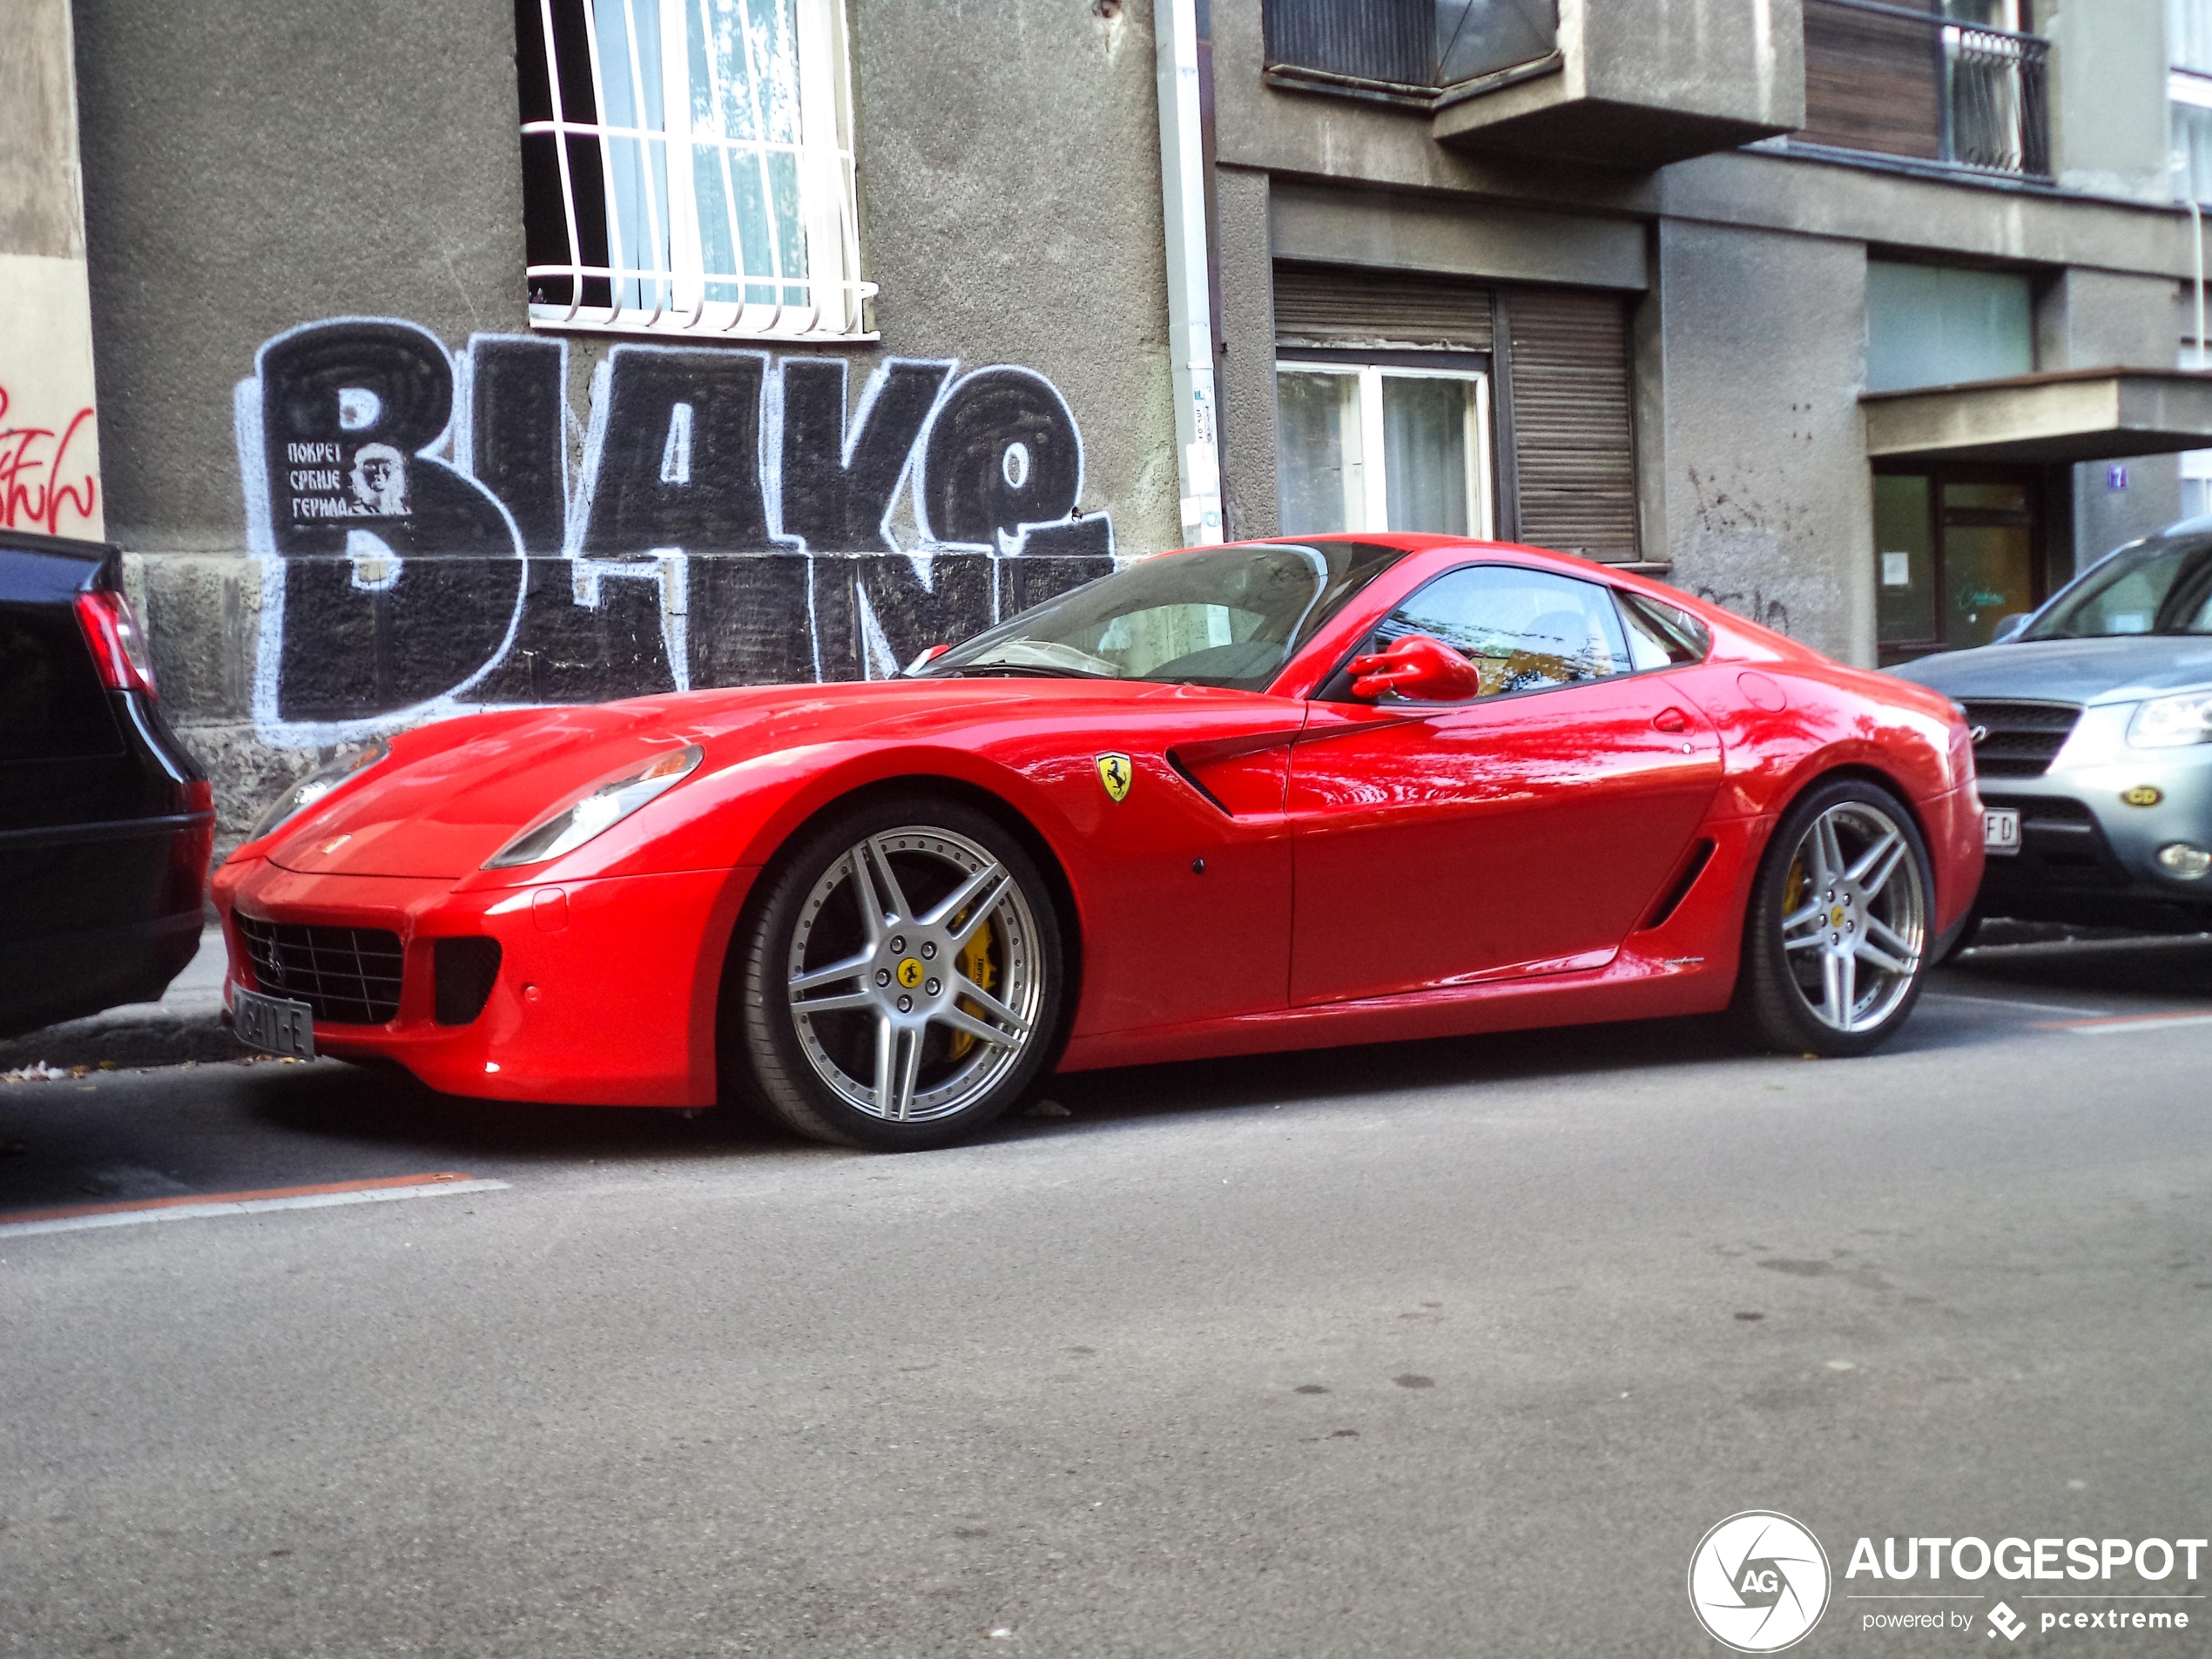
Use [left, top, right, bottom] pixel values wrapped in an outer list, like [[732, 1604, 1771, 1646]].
[[247, 740, 390, 842], [2127, 691, 2212, 748], [483, 745, 703, 869]]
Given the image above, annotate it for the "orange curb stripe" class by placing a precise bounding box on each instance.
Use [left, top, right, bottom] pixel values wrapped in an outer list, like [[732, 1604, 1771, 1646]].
[[0, 1171, 477, 1228]]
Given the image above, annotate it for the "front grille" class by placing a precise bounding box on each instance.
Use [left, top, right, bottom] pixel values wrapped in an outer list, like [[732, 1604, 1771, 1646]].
[[236, 915, 404, 1025], [1961, 698, 2082, 778]]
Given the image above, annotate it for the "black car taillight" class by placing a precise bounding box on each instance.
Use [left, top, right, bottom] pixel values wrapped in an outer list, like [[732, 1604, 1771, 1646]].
[[74, 588, 158, 698], [434, 939, 503, 1026]]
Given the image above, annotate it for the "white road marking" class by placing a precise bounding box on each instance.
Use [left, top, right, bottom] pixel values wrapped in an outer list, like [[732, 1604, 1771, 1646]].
[[0, 1177, 508, 1239], [2053, 1013, 2212, 1037], [1921, 991, 2109, 1018]]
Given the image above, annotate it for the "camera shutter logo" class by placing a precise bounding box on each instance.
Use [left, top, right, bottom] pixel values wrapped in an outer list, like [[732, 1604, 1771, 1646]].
[[1688, 1511, 1831, 1652]]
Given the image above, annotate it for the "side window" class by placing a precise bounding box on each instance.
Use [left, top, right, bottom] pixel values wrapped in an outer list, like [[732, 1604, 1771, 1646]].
[[1379, 565, 1630, 697], [1617, 590, 1711, 671]]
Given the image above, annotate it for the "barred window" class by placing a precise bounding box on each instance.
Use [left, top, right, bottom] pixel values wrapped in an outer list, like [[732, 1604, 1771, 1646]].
[[517, 0, 873, 340]]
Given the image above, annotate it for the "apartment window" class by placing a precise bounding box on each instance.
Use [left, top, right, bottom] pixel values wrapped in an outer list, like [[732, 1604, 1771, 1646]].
[[516, 0, 873, 340], [1277, 361, 1494, 538], [2175, 2, 2212, 208], [1865, 261, 2033, 394], [1262, 0, 1559, 99]]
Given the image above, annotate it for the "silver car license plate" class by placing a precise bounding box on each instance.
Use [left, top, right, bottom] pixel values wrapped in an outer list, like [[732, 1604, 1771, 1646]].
[[1983, 807, 2021, 857], [233, 987, 316, 1059]]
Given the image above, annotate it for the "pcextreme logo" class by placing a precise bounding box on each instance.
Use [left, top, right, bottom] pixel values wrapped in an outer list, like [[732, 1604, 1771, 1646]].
[[1689, 1511, 1832, 1652]]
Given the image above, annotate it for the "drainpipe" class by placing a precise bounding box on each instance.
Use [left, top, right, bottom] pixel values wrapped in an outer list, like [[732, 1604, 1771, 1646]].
[[2179, 151, 2208, 370], [1157, 0, 1224, 546], [2195, 194, 2207, 371]]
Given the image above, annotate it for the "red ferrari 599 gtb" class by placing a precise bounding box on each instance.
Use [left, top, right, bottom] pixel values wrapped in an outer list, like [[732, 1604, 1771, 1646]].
[[214, 535, 1983, 1148]]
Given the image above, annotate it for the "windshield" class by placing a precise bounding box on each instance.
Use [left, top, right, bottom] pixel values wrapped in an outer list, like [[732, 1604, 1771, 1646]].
[[920, 542, 1408, 691], [2024, 535, 2212, 640]]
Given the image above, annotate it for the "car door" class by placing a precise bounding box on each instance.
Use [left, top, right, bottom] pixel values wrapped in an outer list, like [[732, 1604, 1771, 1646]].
[[1286, 563, 1723, 1007]]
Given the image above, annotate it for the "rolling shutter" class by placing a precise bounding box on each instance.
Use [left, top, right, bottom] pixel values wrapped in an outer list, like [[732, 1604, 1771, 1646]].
[[1501, 288, 1640, 563], [1272, 264, 1494, 354]]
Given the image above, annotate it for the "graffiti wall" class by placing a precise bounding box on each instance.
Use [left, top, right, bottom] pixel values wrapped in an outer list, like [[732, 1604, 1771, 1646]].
[[0, 253, 104, 542], [235, 319, 1117, 744]]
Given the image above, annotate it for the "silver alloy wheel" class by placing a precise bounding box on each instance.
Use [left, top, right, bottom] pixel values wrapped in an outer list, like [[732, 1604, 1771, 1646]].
[[783, 826, 1043, 1124], [1778, 799, 1928, 1034]]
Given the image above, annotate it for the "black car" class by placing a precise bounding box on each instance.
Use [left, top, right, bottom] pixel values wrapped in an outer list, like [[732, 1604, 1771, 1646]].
[[1, 529, 212, 1038]]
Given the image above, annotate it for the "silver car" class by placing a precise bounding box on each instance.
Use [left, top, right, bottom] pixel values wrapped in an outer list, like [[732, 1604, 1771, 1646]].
[[1893, 526, 2212, 935]]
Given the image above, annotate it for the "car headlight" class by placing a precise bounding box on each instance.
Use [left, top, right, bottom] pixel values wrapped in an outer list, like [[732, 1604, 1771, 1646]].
[[482, 745, 703, 869], [2128, 691, 2212, 748], [247, 740, 390, 842]]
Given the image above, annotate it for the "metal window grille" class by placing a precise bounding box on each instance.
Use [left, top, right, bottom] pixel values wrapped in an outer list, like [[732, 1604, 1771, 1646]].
[[518, 0, 873, 340]]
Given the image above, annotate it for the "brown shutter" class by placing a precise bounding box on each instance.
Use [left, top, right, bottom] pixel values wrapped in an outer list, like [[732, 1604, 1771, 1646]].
[[1502, 288, 1639, 563], [1799, 0, 1943, 163], [1273, 264, 1494, 353]]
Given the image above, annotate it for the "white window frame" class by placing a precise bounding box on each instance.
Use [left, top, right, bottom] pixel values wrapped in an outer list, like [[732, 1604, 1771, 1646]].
[[523, 0, 874, 341], [2174, 0, 2212, 78], [1275, 360, 1495, 540]]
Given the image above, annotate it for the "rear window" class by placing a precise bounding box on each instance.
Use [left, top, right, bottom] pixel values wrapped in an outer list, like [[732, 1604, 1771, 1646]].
[[0, 606, 123, 761]]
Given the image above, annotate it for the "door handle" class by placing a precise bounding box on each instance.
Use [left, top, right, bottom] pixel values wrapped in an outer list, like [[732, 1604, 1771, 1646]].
[[1651, 706, 1689, 733]]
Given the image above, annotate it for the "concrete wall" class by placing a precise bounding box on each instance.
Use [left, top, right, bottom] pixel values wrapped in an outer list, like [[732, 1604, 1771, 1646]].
[[71, 0, 1179, 843], [1214, 163, 1278, 542], [2043, 0, 2173, 205], [1642, 221, 1873, 662], [2038, 267, 2188, 570]]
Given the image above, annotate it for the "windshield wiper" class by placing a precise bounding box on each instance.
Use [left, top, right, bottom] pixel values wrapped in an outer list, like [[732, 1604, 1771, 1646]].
[[937, 663, 1115, 680]]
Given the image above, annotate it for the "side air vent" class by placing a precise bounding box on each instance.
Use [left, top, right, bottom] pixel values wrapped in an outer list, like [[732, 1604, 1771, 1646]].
[[434, 938, 503, 1026], [1638, 839, 1716, 933]]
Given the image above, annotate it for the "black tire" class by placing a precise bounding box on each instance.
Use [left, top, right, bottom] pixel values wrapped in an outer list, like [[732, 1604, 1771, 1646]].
[[1934, 903, 1982, 965], [1735, 776, 1935, 1058], [729, 792, 1065, 1150]]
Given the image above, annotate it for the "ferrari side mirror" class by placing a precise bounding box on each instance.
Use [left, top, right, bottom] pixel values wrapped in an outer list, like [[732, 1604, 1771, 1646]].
[[1990, 613, 2030, 644], [904, 643, 953, 675], [1348, 633, 1481, 703]]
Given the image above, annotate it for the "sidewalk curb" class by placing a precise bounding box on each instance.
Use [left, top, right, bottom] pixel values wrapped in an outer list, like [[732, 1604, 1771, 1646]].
[[0, 1009, 249, 1075]]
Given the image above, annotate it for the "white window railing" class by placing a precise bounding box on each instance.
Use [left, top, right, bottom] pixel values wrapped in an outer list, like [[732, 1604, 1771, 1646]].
[[520, 0, 873, 341]]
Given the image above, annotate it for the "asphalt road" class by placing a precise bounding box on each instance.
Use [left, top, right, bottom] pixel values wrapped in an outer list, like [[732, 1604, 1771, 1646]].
[[3, 932, 2210, 1657]]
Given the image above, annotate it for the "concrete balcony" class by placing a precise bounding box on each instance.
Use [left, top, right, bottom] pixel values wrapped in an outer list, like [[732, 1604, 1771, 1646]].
[[1426, 0, 1805, 168]]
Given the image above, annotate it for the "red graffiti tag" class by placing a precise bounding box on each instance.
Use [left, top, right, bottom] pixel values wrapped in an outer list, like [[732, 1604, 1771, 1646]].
[[0, 384, 101, 537]]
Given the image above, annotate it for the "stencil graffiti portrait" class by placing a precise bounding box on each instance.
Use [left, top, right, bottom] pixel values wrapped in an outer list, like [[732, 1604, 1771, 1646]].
[[234, 319, 1116, 743]]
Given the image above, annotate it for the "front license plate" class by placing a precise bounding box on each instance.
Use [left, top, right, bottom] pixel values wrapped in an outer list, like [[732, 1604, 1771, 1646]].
[[233, 987, 316, 1059], [1984, 807, 2021, 856]]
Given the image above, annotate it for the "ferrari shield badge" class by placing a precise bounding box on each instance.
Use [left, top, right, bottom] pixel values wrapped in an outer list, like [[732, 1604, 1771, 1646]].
[[1096, 752, 1133, 803]]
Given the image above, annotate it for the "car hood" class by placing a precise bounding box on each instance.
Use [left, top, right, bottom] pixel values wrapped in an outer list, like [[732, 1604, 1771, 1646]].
[[259, 678, 1261, 880], [1891, 636, 2212, 706]]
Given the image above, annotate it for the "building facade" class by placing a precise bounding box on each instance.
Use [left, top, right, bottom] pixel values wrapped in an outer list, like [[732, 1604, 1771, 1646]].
[[8, 0, 2212, 840]]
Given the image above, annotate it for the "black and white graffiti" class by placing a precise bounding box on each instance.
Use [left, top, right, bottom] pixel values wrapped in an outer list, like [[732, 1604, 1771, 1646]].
[[235, 318, 1116, 741]]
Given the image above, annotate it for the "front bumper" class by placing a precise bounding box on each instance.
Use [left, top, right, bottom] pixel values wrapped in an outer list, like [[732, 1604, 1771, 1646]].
[[1977, 704, 2212, 928], [212, 857, 758, 1105]]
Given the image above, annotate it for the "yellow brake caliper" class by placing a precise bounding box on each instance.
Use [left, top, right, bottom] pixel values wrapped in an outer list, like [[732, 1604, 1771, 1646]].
[[945, 914, 996, 1062]]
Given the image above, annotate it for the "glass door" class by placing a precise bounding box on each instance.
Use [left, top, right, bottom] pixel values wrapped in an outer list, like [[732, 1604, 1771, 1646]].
[[1874, 466, 2040, 663]]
